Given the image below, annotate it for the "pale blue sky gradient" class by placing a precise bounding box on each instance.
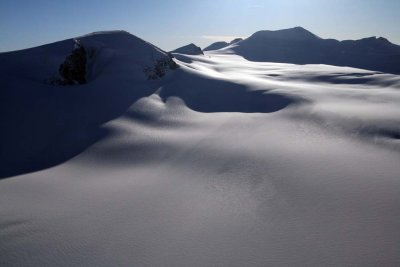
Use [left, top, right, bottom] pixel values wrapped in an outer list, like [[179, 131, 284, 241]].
[[1, 0, 399, 52]]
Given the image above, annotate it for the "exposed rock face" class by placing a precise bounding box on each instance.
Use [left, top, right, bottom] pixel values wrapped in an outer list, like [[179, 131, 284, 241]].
[[144, 54, 179, 80], [52, 32, 179, 83], [58, 39, 87, 85]]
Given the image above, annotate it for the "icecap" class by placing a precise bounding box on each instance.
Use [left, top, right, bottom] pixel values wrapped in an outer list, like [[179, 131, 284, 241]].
[[1, 31, 400, 267]]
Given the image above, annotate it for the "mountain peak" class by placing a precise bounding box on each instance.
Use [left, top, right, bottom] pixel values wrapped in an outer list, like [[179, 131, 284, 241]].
[[81, 30, 130, 37], [292, 26, 307, 31], [222, 27, 400, 74], [251, 27, 320, 41], [171, 43, 203, 55], [229, 38, 243, 45]]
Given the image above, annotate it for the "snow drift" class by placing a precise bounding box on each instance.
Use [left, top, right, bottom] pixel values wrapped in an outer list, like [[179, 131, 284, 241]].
[[1, 30, 400, 267]]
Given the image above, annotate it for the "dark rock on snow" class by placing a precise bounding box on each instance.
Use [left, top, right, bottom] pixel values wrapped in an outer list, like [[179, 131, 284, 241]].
[[58, 39, 87, 85], [144, 54, 179, 80]]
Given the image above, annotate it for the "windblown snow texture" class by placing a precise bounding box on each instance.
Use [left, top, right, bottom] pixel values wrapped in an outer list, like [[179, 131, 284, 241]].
[[1, 30, 400, 267]]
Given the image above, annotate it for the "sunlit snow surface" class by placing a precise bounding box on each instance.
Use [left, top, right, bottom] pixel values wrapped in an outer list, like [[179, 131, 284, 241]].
[[1, 52, 400, 266]]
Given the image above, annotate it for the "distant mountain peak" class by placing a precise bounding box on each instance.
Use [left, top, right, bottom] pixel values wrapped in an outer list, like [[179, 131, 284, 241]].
[[289, 26, 310, 32], [229, 38, 243, 45], [171, 43, 203, 55], [222, 27, 400, 74], [377, 37, 391, 44], [251, 27, 320, 41], [81, 30, 130, 37], [203, 38, 244, 52]]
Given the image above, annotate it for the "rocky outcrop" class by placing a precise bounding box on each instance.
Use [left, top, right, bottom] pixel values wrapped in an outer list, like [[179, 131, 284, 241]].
[[57, 39, 87, 85], [143, 54, 179, 80]]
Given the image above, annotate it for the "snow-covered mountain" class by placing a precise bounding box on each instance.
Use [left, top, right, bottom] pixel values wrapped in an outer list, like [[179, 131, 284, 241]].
[[203, 41, 230, 51], [203, 38, 243, 51], [1, 30, 400, 267], [213, 27, 400, 74], [171, 43, 203, 55], [0, 30, 178, 178]]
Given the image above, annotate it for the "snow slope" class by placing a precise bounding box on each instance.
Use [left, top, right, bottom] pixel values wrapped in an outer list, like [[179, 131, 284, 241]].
[[1, 32, 400, 266], [219, 27, 400, 74], [0, 31, 176, 178]]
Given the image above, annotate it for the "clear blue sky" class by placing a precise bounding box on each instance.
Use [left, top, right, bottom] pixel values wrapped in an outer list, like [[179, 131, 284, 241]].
[[1, 0, 399, 52]]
